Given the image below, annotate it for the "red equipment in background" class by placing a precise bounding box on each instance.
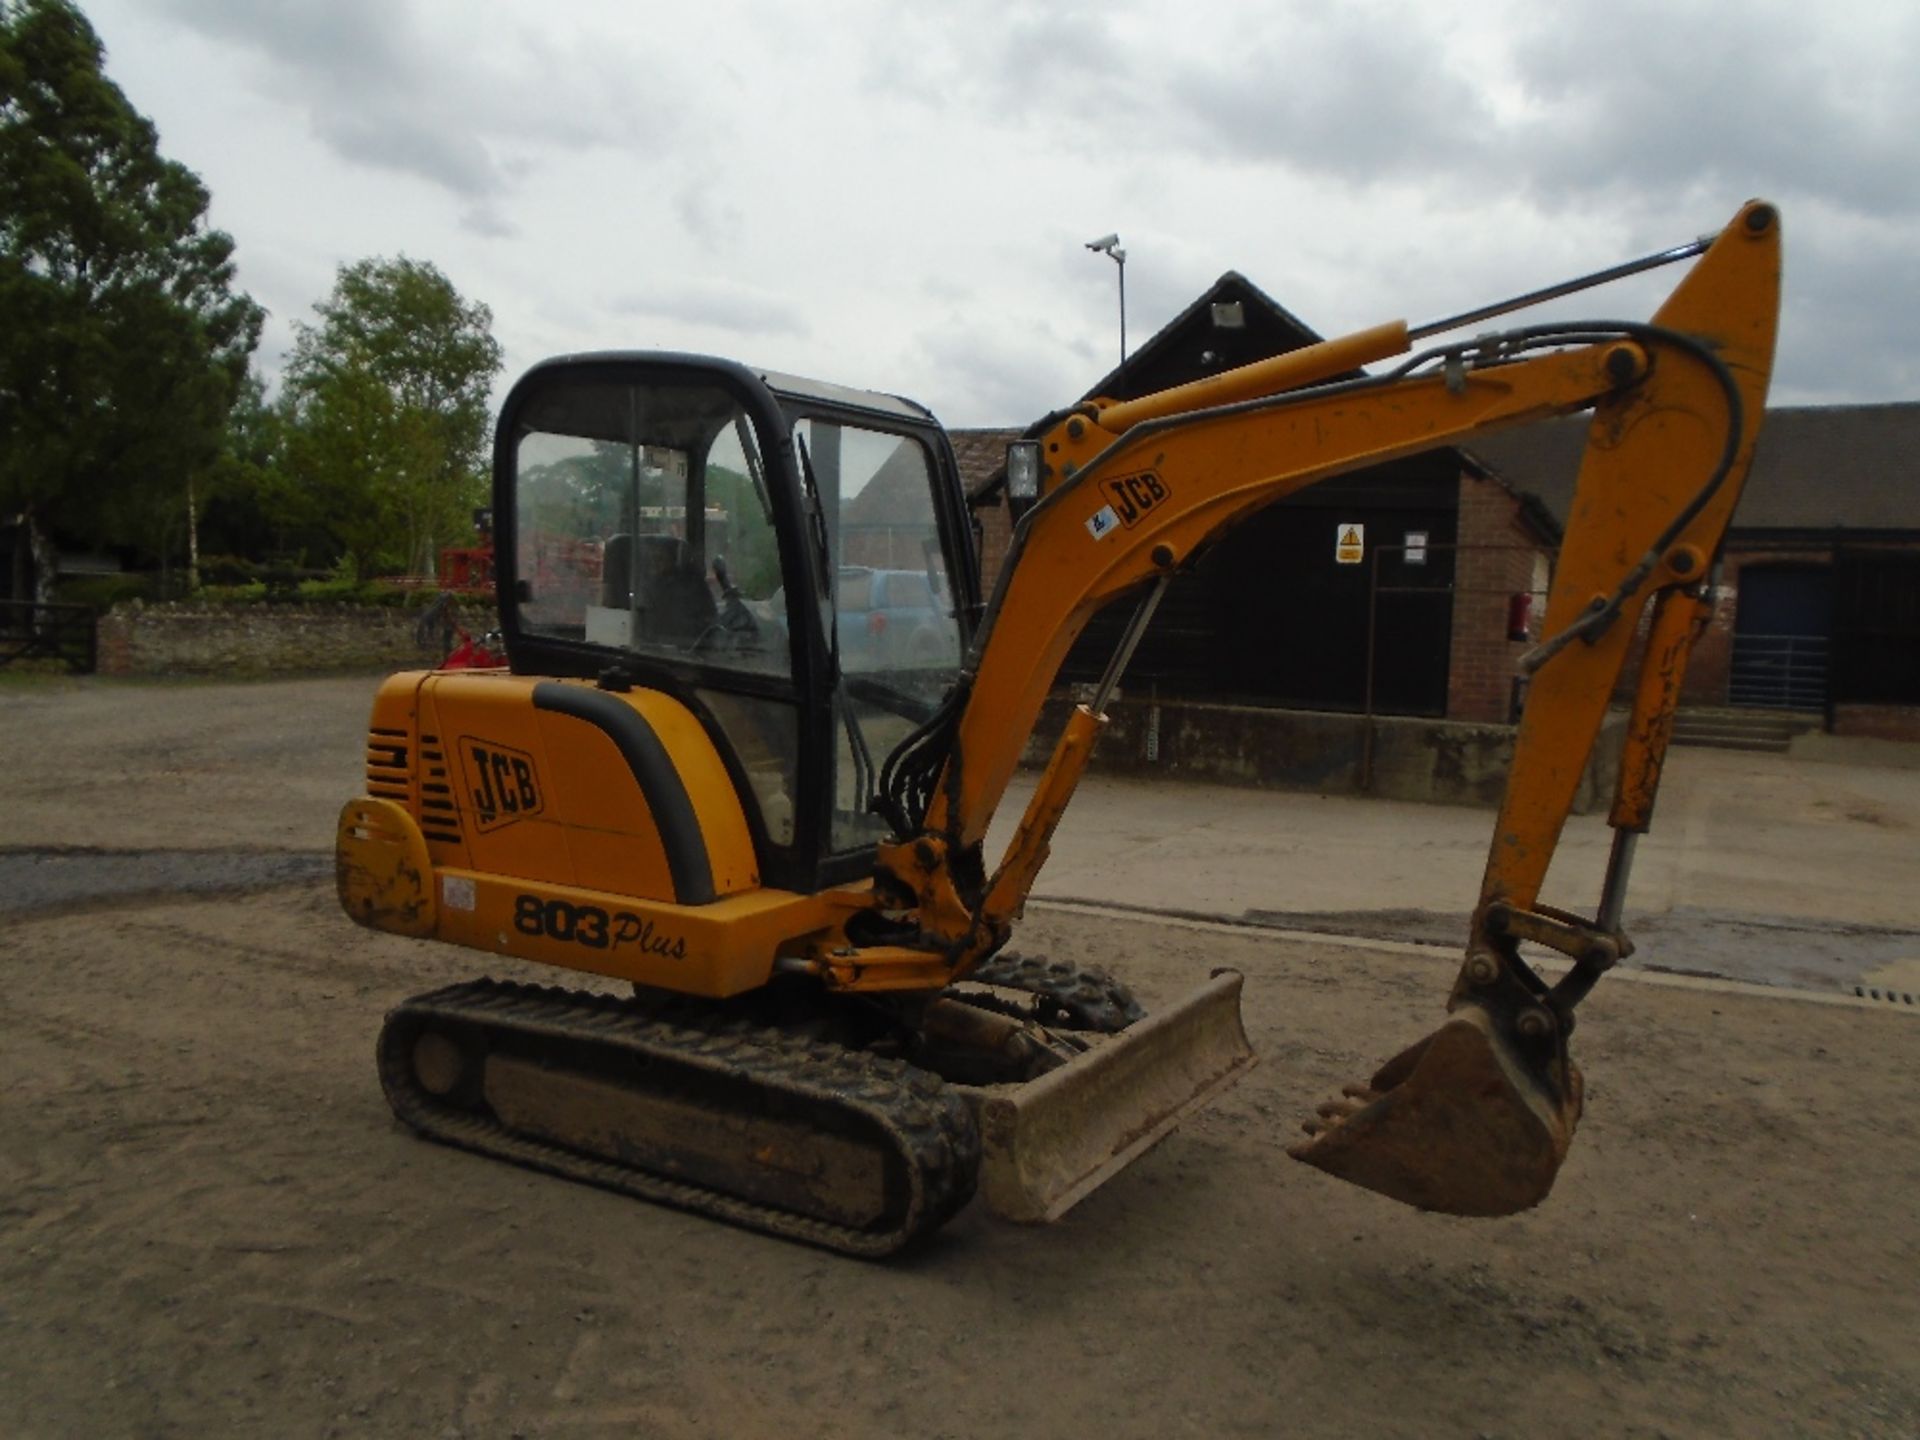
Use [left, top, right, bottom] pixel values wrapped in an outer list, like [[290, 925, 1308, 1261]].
[[440, 628, 506, 669]]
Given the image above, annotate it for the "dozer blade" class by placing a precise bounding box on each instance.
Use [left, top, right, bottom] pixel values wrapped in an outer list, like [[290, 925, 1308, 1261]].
[[1288, 1002, 1583, 1217], [972, 969, 1255, 1223]]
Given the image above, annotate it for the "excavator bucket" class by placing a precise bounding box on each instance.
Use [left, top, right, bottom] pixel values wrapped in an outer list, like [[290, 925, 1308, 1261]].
[[1288, 1003, 1583, 1216], [972, 969, 1256, 1223]]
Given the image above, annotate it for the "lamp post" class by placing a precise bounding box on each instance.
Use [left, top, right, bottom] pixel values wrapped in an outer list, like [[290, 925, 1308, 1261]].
[[1085, 233, 1127, 368]]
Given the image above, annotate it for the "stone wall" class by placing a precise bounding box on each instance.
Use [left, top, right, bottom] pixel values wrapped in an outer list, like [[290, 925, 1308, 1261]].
[[1025, 693, 1626, 811], [95, 600, 498, 677], [1832, 703, 1920, 742]]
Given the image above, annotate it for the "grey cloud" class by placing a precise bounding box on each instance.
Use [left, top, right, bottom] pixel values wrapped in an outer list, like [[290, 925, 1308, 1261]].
[[914, 0, 1920, 408], [865, 4, 1488, 174], [886, 0, 1919, 231], [610, 285, 809, 339], [857, 2, 1133, 133], [1499, 2, 1920, 221], [153, 0, 679, 208], [1767, 211, 1920, 404], [1160, 15, 1494, 181], [1144, 1, 1920, 228], [459, 203, 519, 242], [318, 111, 503, 200], [908, 314, 1098, 428], [158, 0, 413, 83], [675, 186, 745, 252], [155, 0, 502, 199]]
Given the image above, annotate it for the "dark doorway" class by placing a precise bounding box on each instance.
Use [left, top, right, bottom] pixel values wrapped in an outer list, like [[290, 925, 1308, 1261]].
[[1060, 466, 1457, 715], [1730, 565, 1831, 710]]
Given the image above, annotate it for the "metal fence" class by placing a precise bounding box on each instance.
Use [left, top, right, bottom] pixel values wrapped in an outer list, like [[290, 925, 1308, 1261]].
[[0, 601, 97, 674]]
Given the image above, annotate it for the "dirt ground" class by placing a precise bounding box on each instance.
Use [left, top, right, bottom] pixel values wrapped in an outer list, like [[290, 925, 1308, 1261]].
[[3, 676, 1918, 1438]]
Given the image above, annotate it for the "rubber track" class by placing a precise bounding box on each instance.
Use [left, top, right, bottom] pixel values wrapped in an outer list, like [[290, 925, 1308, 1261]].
[[378, 979, 980, 1258], [964, 952, 1146, 1033]]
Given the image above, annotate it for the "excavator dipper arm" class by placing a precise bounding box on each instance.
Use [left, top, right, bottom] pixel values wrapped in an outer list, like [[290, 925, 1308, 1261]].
[[1292, 202, 1781, 1214], [867, 202, 1781, 1216]]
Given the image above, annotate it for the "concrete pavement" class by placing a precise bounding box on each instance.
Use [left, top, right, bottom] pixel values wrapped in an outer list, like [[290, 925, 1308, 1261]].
[[994, 741, 1920, 998]]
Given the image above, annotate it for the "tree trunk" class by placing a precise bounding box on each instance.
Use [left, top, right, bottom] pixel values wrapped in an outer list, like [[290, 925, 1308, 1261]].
[[25, 505, 58, 633], [9, 519, 27, 607], [187, 477, 201, 592]]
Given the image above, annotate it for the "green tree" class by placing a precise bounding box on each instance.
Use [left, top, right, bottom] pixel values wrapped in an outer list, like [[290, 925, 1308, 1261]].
[[281, 257, 501, 577], [195, 370, 311, 568], [0, 0, 263, 602]]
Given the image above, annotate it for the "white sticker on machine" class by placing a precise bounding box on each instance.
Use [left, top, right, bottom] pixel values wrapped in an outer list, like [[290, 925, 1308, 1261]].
[[1086, 505, 1121, 540], [442, 874, 477, 912]]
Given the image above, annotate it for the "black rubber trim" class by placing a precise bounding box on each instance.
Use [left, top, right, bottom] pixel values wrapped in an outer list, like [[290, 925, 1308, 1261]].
[[532, 682, 716, 905]]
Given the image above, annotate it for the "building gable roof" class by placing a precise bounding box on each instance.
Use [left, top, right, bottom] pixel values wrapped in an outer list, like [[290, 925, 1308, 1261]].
[[966, 272, 1349, 503], [1078, 271, 1330, 404], [1464, 403, 1920, 534]]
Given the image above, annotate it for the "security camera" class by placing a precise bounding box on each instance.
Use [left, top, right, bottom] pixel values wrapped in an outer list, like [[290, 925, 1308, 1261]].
[[1085, 233, 1120, 253]]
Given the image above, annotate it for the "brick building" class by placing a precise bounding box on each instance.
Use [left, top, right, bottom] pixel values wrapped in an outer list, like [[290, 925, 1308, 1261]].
[[1470, 405, 1920, 741], [961, 273, 1557, 725]]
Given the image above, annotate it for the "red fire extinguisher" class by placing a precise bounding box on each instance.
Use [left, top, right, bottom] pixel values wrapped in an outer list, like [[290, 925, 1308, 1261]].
[[1506, 592, 1533, 642]]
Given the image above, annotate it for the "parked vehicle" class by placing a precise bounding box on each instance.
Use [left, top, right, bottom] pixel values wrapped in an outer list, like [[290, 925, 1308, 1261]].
[[835, 566, 957, 672], [751, 565, 960, 673]]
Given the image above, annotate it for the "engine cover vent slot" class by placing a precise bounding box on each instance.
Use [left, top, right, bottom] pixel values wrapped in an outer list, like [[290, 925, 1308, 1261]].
[[418, 732, 463, 844], [365, 726, 410, 802]]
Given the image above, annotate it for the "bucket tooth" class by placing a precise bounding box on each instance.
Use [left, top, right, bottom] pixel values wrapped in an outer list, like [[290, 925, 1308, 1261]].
[[971, 969, 1255, 1223], [1288, 1003, 1583, 1217]]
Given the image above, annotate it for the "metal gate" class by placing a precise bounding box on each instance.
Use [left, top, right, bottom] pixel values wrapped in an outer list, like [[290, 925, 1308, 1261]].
[[0, 601, 97, 673], [1730, 566, 1830, 711], [1727, 633, 1829, 710]]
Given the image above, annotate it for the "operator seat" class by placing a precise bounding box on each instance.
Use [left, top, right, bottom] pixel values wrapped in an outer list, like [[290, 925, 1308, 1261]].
[[603, 533, 715, 647], [601, 533, 634, 610]]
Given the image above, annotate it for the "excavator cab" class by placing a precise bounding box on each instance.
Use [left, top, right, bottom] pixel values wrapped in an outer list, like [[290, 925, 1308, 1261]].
[[495, 355, 977, 896]]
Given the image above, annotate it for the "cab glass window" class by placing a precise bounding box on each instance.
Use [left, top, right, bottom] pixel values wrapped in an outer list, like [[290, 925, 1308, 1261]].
[[513, 380, 790, 678], [791, 418, 961, 852]]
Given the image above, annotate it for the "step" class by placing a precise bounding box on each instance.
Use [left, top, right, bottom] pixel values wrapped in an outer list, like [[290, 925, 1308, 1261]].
[[1673, 708, 1820, 740], [1671, 732, 1792, 753], [1679, 705, 1822, 723], [1672, 721, 1800, 744]]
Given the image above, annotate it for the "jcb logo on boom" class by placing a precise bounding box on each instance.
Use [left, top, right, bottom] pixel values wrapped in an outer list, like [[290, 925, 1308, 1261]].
[[1099, 470, 1170, 529], [459, 738, 544, 832]]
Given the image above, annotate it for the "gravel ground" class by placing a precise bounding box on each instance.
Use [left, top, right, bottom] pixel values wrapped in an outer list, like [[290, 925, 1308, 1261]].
[[2, 674, 1916, 1438]]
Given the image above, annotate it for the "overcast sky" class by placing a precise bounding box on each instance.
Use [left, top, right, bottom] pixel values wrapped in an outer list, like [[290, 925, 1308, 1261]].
[[78, 0, 1920, 427]]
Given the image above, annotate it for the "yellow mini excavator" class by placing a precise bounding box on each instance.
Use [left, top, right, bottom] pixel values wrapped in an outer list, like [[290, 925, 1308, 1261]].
[[339, 201, 1781, 1254]]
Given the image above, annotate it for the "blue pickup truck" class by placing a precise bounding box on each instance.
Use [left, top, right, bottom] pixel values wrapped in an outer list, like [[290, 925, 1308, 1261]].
[[753, 565, 960, 674], [834, 566, 959, 672]]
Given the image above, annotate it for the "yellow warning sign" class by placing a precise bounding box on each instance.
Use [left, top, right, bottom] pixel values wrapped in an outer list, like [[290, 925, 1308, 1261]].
[[1335, 522, 1365, 565]]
